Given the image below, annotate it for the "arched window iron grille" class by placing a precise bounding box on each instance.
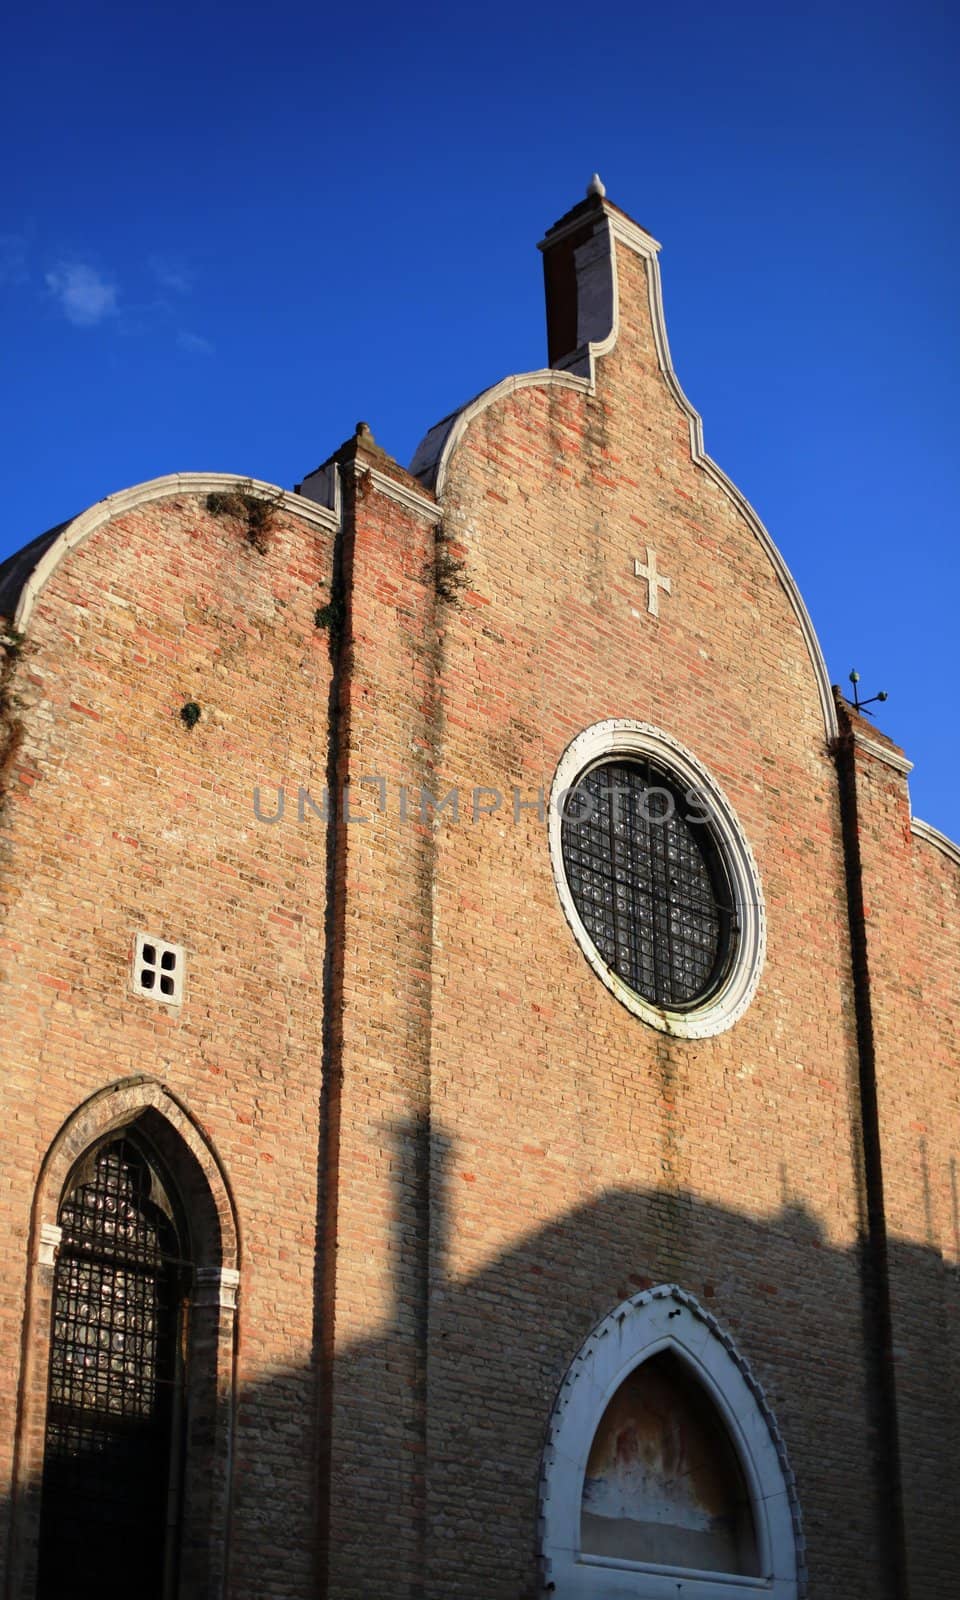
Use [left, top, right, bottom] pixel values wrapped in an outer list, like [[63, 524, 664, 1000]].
[[560, 757, 736, 1009], [37, 1133, 192, 1600]]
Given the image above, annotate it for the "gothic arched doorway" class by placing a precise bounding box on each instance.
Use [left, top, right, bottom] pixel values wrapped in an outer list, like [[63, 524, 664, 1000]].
[[36, 1132, 191, 1600]]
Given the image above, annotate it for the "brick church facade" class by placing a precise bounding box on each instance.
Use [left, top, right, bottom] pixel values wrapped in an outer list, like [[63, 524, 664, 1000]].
[[1, 182, 957, 1598]]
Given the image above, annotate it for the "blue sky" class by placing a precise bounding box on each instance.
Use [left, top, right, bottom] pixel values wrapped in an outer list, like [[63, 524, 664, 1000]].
[[2, 0, 958, 835]]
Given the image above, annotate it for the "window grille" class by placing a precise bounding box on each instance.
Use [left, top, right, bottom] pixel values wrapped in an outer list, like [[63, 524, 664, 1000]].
[[37, 1135, 190, 1600], [133, 933, 184, 1004], [560, 757, 734, 1009]]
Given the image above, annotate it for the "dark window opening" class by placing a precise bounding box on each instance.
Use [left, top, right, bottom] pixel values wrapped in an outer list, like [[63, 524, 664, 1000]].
[[561, 757, 734, 1009], [37, 1134, 191, 1600]]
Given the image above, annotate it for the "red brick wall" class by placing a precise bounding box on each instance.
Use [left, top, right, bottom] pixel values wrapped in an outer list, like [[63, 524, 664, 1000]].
[[842, 720, 960, 1593], [2, 200, 957, 1600], [0, 486, 336, 1599], [397, 234, 882, 1598], [314, 448, 440, 1594], [905, 830, 960, 1586]]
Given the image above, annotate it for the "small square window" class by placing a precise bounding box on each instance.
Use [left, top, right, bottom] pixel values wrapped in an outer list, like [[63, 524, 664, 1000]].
[[133, 933, 185, 1005]]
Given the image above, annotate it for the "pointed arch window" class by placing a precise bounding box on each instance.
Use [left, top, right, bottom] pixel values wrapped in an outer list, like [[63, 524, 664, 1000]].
[[581, 1348, 759, 1575], [11, 1085, 237, 1600], [540, 1287, 803, 1599], [37, 1133, 191, 1600]]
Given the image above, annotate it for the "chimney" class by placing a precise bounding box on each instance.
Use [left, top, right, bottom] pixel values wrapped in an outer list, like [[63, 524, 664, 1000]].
[[538, 175, 616, 371], [538, 176, 660, 377]]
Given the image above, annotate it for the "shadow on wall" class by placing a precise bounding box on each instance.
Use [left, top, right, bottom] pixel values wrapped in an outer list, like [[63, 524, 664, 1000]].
[[4, 1116, 959, 1600]]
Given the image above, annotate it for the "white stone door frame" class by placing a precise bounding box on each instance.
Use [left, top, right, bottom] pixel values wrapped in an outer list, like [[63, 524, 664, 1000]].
[[539, 1285, 804, 1599]]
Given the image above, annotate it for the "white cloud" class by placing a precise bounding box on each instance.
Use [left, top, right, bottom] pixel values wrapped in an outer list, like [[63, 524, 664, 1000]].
[[177, 329, 214, 355], [46, 262, 118, 327]]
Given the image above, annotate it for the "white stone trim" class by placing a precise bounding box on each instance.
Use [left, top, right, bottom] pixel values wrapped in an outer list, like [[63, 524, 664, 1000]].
[[13, 472, 340, 634], [550, 214, 622, 383], [414, 200, 837, 742], [549, 721, 765, 1038], [347, 461, 442, 523], [37, 1222, 62, 1267], [410, 368, 593, 495], [611, 205, 837, 744], [851, 730, 914, 777], [538, 205, 662, 259], [194, 1265, 240, 1310], [539, 1286, 803, 1600], [132, 932, 185, 1006], [911, 816, 960, 870], [296, 459, 342, 519]]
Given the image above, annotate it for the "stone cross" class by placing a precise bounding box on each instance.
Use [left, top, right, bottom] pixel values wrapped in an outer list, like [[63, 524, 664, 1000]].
[[633, 547, 672, 618]]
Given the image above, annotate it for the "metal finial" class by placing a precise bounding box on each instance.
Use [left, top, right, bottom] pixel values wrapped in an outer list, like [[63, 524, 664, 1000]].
[[587, 173, 606, 198]]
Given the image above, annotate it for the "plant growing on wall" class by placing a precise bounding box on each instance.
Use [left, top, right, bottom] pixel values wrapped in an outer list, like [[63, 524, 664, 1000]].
[[433, 528, 468, 606], [314, 592, 346, 634], [206, 481, 284, 555]]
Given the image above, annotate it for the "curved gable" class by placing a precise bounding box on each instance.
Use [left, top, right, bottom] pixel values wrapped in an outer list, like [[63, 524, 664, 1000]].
[[412, 194, 837, 742], [7, 471, 338, 635]]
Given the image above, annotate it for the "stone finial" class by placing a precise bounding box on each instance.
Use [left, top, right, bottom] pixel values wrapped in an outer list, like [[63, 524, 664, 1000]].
[[587, 173, 606, 198]]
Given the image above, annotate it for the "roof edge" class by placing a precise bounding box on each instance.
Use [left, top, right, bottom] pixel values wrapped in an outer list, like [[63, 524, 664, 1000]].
[[11, 472, 340, 634], [911, 816, 960, 872], [412, 202, 838, 743]]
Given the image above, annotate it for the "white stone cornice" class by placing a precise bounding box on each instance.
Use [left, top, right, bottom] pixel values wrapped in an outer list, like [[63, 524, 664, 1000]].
[[536, 199, 662, 257], [604, 203, 663, 259], [13, 472, 340, 633], [852, 729, 914, 776], [346, 461, 442, 524], [911, 816, 960, 870]]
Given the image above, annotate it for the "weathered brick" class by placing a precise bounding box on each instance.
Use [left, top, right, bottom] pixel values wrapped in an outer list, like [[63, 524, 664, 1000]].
[[0, 188, 956, 1600]]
